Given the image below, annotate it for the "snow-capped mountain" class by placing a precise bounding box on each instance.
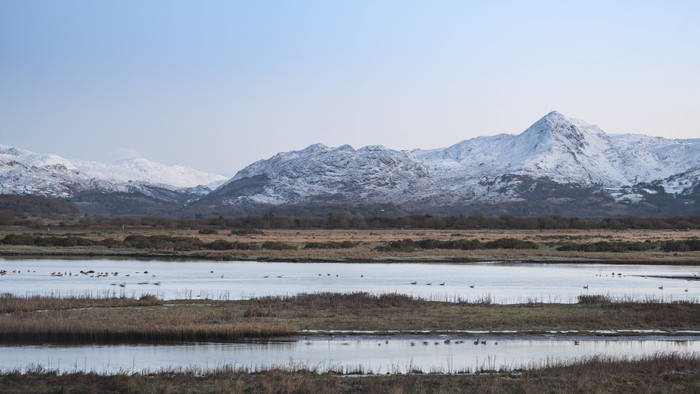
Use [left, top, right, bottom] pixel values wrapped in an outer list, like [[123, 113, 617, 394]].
[[204, 111, 699, 216], [207, 144, 429, 205], [73, 158, 227, 190], [3, 111, 697, 217], [0, 144, 227, 202], [414, 111, 699, 193]]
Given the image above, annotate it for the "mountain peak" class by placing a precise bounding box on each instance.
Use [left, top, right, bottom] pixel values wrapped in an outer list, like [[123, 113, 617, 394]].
[[543, 110, 565, 119], [532, 110, 573, 129], [522, 111, 605, 142]]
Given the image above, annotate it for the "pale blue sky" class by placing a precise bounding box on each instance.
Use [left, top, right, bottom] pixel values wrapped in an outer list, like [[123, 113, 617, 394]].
[[1, 1, 698, 175]]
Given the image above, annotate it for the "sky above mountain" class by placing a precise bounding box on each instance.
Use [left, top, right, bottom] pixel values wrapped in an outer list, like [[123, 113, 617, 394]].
[[1, 1, 699, 175]]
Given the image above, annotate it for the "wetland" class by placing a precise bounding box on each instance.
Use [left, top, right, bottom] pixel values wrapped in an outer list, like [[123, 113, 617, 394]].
[[0, 225, 699, 392]]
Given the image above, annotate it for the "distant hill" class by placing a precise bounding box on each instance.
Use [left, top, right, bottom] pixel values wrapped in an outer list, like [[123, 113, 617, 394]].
[[200, 111, 699, 217], [0, 144, 226, 216], [1, 112, 698, 217]]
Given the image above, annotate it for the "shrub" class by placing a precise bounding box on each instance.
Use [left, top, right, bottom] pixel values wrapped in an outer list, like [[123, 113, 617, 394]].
[[577, 294, 612, 304], [261, 241, 296, 250], [303, 241, 358, 249], [0, 234, 37, 245], [204, 240, 258, 250], [661, 240, 700, 252], [484, 238, 538, 249], [231, 229, 264, 236], [123, 235, 203, 251], [387, 239, 418, 251]]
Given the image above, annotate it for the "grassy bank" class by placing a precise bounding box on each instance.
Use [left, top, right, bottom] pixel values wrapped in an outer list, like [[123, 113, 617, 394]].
[[1, 228, 699, 264], [0, 294, 162, 314], [0, 354, 697, 393], [1, 293, 698, 344]]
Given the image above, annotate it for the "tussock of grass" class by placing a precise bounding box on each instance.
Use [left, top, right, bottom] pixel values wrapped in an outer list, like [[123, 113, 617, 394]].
[[577, 294, 614, 305]]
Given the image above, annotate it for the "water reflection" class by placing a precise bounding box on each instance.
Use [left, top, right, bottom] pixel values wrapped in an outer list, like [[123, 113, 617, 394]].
[[2, 336, 698, 374], [0, 259, 697, 303]]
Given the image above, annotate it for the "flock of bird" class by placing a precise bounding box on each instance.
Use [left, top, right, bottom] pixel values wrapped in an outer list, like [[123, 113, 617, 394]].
[[328, 338, 500, 347], [0, 268, 694, 293], [404, 338, 498, 346], [582, 271, 689, 292], [0, 268, 162, 288]]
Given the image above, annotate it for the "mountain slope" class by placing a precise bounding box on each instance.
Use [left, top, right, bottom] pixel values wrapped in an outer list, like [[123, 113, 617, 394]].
[[205, 144, 429, 205], [0, 145, 227, 214], [204, 111, 699, 216], [3, 112, 697, 217]]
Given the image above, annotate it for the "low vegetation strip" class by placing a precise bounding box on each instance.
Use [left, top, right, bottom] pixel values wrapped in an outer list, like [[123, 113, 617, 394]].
[[2, 231, 698, 261], [0, 293, 697, 344], [556, 239, 700, 252], [5, 209, 700, 230], [0, 294, 297, 344], [0, 354, 697, 393], [376, 237, 538, 251], [0, 294, 161, 314], [0, 234, 551, 252], [0, 234, 540, 251], [0, 322, 296, 344], [1, 226, 699, 265]]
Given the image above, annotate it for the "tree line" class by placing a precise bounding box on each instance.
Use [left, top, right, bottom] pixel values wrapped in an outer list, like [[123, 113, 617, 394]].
[[18, 213, 700, 230]]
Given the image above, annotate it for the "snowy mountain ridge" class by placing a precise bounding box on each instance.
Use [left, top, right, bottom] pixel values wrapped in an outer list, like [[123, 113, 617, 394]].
[[0, 144, 227, 198], [207, 111, 699, 215], [2, 111, 698, 217]]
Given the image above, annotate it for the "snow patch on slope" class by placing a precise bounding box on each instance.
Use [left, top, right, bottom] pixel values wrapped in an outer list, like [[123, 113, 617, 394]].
[[0, 144, 227, 197]]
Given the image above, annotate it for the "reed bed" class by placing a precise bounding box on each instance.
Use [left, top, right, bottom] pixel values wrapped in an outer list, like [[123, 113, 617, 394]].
[[0, 354, 697, 393], [260, 293, 700, 333], [250, 292, 425, 309], [0, 293, 161, 314], [0, 293, 697, 344], [0, 320, 296, 344], [0, 295, 297, 344]]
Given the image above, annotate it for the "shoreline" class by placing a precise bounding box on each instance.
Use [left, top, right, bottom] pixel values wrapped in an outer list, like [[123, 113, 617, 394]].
[[1, 354, 698, 392], [2, 249, 700, 266]]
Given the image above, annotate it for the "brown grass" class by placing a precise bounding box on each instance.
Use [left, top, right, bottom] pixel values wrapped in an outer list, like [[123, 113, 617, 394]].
[[1, 227, 699, 263], [237, 292, 700, 333], [0, 354, 697, 393], [0, 295, 297, 344], [0, 293, 697, 344], [0, 293, 161, 314]]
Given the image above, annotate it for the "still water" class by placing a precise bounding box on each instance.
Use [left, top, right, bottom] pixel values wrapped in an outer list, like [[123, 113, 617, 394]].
[[2, 336, 698, 374], [0, 259, 698, 303]]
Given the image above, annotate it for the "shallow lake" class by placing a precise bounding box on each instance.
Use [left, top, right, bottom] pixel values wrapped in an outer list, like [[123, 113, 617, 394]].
[[2, 336, 698, 374], [0, 259, 698, 303]]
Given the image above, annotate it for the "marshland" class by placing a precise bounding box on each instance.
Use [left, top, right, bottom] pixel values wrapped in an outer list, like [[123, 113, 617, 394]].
[[1, 217, 699, 392]]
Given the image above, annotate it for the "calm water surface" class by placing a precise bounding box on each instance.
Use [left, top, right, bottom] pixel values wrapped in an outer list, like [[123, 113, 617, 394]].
[[0, 259, 698, 303], [2, 336, 698, 374]]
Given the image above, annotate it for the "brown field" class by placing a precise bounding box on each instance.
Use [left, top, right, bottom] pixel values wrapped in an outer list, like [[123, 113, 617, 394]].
[[0, 354, 698, 393], [1, 227, 699, 263], [1, 293, 697, 344]]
